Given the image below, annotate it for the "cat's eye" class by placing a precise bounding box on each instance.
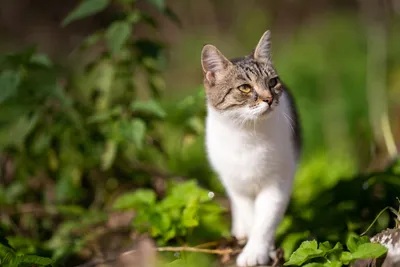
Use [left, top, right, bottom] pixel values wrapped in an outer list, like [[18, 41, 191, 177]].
[[268, 77, 279, 88], [237, 84, 252, 93]]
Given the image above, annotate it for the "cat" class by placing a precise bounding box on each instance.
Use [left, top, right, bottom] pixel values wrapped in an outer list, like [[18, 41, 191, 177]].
[[200, 30, 301, 267]]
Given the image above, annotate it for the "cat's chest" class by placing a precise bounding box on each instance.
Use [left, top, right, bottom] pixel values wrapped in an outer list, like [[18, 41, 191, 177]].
[[206, 117, 290, 185]]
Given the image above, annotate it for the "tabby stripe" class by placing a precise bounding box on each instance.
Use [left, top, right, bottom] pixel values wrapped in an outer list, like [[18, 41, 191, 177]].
[[221, 101, 246, 110], [254, 62, 262, 76], [215, 87, 233, 107], [245, 72, 252, 81]]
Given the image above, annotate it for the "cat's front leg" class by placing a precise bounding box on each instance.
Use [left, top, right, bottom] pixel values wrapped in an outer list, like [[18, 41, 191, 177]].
[[229, 192, 254, 244], [236, 182, 291, 267]]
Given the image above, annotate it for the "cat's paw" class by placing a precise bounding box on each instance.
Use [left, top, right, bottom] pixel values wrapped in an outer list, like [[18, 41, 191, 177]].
[[232, 228, 248, 246], [236, 245, 270, 267]]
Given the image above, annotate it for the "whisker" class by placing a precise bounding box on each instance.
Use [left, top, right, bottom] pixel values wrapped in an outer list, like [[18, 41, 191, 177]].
[[282, 112, 295, 134]]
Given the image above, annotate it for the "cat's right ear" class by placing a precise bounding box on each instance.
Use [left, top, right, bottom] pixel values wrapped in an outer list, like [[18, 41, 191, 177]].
[[201, 45, 232, 83]]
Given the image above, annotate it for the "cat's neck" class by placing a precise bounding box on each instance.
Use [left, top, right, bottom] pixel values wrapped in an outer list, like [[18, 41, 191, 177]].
[[206, 102, 285, 133]]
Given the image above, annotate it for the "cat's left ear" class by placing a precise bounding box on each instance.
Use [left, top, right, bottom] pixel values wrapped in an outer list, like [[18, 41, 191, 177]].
[[254, 30, 272, 63]]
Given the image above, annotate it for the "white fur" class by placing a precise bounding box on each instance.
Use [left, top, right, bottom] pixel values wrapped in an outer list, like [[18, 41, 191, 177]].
[[205, 93, 297, 267]]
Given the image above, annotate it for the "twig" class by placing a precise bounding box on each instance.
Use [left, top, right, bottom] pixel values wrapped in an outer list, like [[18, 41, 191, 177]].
[[155, 246, 241, 255], [194, 237, 235, 248], [361, 206, 399, 236], [194, 240, 220, 248]]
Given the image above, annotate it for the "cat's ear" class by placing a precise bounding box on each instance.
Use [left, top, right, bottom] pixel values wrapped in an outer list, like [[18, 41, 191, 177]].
[[254, 30, 272, 63], [201, 44, 232, 83]]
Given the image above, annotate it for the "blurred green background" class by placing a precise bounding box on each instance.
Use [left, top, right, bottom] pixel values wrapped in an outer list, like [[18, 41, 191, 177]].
[[0, 0, 400, 266]]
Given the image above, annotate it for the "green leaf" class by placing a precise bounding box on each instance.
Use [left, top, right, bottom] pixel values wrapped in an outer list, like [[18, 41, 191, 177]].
[[127, 10, 141, 24], [131, 99, 166, 119], [339, 251, 353, 264], [101, 140, 118, 171], [165, 180, 210, 205], [16, 254, 53, 266], [326, 242, 344, 260], [0, 71, 21, 104], [0, 114, 39, 148], [0, 237, 14, 252], [87, 106, 122, 124], [351, 243, 387, 259], [303, 263, 325, 267], [105, 21, 132, 55], [62, 0, 110, 26], [124, 118, 147, 149], [182, 199, 200, 228], [31, 132, 51, 155], [346, 234, 359, 253], [284, 240, 325, 266], [147, 0, 165, 10], [55, 167, 84, 203], [318, 241, 332, 253], [113, 189, 156, 210], [323, 261, 342, 267], [346, 234, 369, 253], [30, 54, 53, 67], [5, 181, 26, 204]]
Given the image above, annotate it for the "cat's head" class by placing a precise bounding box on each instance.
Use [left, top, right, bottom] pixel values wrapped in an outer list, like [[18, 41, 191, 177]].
[[201, 30, 283, 122]]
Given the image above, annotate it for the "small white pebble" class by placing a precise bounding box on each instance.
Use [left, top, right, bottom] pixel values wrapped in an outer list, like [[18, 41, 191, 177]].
[[208, 191, 215, 199]]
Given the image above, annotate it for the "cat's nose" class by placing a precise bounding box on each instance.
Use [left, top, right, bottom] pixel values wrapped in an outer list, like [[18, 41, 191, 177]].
[[262, 96, 273, 105]]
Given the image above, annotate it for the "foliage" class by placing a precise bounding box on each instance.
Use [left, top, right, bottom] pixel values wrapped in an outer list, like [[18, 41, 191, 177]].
[[0, 0, 220, 265], [112, 180, 229, 245], [284, 235, 387, 267], [0, 241, 53, 267], [0, 0, 399, 266]]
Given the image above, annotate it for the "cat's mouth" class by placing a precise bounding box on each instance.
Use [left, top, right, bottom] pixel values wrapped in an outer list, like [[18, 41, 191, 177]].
[[260, 107, 272, 116], [250, 104, 272, 118]]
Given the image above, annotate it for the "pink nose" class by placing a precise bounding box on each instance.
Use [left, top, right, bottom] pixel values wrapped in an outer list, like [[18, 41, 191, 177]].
[[263, 97, 273, 105]]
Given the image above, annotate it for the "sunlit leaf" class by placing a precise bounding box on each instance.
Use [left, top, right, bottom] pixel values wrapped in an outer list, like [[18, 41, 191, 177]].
[[319, 241, 333, 253], [182, 199, 199, 228], [284, 240, 325, 266], [346, 234, 369, 253], [351, 243, 387, 259], [113, 189, 156, 210], [339, 251, 352, 264], [302, 263, 324, 267], [323, 261, 342, 267]]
